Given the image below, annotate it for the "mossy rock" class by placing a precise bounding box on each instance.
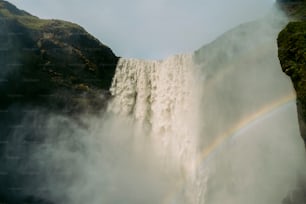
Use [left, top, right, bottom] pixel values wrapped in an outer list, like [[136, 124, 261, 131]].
[[0, 0, 119, 112], [278, 21, 306, 143]]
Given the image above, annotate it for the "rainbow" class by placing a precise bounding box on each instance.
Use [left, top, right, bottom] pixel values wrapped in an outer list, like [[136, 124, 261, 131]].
[[196, 92, 296, 164], [162, 92, 296, 203]]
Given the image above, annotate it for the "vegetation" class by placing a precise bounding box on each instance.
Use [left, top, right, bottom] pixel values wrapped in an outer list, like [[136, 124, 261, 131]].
[[274, 1, 306, 203], [0, 1, 80, 30], [277, 10, 306, 144], [0, 0, 119, 113]]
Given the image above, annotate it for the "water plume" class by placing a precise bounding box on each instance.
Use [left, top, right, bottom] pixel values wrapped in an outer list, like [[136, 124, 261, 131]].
[[4, 6, 306, 204]]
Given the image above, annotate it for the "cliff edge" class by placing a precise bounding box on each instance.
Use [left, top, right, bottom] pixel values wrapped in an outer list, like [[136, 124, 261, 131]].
[[0, 0, 119, 112], [277, 0, 306, 203], [277, 0, 306, 146]]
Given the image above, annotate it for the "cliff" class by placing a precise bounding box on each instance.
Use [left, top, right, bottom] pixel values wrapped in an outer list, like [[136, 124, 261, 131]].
[[0, 0, 119, 113], [277, 1, 306, 203], [278, 21, 306, 146], [0, 2, 119, 203], [277, 0, 306, 146]]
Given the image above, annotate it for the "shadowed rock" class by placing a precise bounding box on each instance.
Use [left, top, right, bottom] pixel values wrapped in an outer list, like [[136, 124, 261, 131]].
[[0, 0, 119, 113]]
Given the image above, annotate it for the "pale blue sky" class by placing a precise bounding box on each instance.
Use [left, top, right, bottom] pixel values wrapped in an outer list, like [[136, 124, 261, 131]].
[[7, 0, 275, 59]]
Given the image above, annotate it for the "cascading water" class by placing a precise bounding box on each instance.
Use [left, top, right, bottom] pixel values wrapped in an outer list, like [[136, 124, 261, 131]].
[[109, 54, 199, 171], [9, 8, 306, 204], [106, 11, 306, 204], [108, 54, 202, 203]]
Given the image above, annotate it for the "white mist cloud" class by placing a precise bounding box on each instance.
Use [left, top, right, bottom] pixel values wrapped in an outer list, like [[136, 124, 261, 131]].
[[7, 0, 275, 59]]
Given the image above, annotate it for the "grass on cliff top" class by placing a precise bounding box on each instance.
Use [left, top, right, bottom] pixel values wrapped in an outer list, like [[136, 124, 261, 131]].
[[0, 1, 81, 31]]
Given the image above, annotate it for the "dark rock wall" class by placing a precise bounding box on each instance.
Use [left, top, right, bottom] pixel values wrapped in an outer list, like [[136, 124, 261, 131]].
[[277, 1, 306, 203], [278, 21, 306, 146], [0, 1, 119, 203], [0, 0, 119, 112]]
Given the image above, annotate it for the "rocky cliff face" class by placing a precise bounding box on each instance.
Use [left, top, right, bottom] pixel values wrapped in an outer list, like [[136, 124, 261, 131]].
[[278, 21, 306, 146], [0, 2, 119, 203], [277, 1, 306, 203], [0, 0, 119, 113], [277, 0, 306, 146]]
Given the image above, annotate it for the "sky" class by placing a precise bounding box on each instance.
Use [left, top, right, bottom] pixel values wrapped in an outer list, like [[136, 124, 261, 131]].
[[7, 0, 276, 59]]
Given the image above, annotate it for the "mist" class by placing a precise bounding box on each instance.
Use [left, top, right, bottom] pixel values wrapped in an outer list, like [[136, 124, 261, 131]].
[[0, 1, 305, 204], [10, 111, 178, 204]]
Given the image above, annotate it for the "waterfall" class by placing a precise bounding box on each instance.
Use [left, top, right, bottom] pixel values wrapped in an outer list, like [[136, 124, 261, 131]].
[[109, 54, 199, 168], [109, 54, 202, 202], [10, 10, 306, 204], [107, 17, 306, 204]]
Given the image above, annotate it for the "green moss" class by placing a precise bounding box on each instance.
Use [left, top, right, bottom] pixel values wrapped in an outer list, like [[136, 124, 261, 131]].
[[0, 0, 119, 112], [278, 21, 306, 142], [278, 21, 306, 83], [0, 1, 81, 31]]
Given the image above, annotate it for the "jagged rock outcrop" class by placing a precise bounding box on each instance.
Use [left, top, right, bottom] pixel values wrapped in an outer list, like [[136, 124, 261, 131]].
[[277, 1, 306, 203], [277, 0, 306, 146], [0, 0, 119, 113], [278, 21, 306, 146]]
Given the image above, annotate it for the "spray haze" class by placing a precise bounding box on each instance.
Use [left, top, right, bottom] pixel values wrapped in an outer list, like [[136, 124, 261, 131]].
[[1, 2, 305, 204]]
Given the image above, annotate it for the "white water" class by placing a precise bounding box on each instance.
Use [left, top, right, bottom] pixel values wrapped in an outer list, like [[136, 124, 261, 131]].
[[109, 54, 199, 171], [13, 10, 306, 204], [107, 15, 306, 204], [109, 54, 201, 202]]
